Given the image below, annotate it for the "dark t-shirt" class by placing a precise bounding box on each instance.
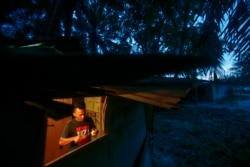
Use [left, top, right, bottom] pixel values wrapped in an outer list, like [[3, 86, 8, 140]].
[[61, 116, 96, 151]]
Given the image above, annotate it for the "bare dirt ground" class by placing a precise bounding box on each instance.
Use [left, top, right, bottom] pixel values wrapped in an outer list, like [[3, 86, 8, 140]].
[[152, 94, 250, 167]]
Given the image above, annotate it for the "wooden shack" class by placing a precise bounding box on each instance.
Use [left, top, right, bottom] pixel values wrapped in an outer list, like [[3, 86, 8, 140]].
[[1, 39, 214, 167]]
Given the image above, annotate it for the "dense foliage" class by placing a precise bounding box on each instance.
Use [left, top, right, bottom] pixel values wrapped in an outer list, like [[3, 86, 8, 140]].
[[1, 0, 249, 80]]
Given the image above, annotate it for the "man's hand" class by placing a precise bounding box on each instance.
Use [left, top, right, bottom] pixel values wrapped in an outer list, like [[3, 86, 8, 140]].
[[73, 135, 88, 143], [91, 128, 98, 136]]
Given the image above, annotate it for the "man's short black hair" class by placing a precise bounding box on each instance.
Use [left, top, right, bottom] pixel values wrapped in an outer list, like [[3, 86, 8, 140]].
[[73, 101, 86, 110]]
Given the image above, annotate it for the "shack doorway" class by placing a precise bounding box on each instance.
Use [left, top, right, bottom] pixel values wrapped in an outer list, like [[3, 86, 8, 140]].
[[43, 96, 107, 164]]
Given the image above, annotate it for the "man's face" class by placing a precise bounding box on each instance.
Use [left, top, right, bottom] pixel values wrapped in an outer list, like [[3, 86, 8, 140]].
[[73, 108, 86, 121]]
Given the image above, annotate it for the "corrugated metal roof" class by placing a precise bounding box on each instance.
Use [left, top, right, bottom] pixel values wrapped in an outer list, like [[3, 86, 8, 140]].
[[92, 77, 209, 109]]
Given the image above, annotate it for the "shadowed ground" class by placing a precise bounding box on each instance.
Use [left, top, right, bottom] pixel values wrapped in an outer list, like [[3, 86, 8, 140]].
[[152, 93, 250, 167]]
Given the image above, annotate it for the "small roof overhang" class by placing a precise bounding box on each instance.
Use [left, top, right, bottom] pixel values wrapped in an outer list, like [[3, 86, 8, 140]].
[[92, 77, 209, 109]]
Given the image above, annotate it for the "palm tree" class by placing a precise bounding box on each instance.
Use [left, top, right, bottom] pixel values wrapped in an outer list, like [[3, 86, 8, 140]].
[[185, 0, 249, 81], [221, 0, 250, 82]]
